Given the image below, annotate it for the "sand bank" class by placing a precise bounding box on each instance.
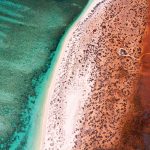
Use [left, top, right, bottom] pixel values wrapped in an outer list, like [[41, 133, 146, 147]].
[[37, 0, 149, 149]]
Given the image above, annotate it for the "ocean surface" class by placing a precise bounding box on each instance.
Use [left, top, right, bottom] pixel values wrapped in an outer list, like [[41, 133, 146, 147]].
[[0, 0, 88, 149]]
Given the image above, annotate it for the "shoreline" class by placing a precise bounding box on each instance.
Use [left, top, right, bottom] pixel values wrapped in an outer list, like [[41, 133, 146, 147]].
[[32, 0, 94, 149], [34, 0, 149, 149]]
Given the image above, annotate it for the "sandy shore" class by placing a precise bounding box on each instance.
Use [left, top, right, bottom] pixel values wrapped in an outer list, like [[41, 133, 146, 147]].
[[33, 0, 94, 149], [37, 0, 148, 149]]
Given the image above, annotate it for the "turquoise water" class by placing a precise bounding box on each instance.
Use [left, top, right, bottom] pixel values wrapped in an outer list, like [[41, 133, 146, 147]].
[[0, 0, 88, 149]]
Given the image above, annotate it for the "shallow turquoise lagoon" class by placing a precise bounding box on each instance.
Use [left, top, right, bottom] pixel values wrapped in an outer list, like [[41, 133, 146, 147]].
[[0, 0, 88, 149]]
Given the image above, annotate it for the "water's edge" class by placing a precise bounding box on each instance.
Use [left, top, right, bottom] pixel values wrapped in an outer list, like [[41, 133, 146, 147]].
[[25, 1, 93, 149]]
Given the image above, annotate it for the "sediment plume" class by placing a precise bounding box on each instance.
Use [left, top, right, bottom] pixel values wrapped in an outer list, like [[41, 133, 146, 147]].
[[39, 0, 149, 149]]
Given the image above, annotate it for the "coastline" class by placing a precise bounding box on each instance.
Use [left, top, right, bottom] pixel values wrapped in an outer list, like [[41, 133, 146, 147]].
[[31, 0, 94, 149], [32, 0, 149, 149]]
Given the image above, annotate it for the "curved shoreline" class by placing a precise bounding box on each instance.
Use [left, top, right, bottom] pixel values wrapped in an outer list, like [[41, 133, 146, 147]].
[[37, 0, 149, 149], [32, 1, 93, 149]]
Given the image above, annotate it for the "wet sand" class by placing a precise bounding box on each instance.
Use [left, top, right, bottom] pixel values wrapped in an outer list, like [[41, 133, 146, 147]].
[[38, 0, 149, 149]]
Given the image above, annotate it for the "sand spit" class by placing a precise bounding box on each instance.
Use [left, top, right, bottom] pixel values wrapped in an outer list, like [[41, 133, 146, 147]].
[[39, 0, 148, 149]]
